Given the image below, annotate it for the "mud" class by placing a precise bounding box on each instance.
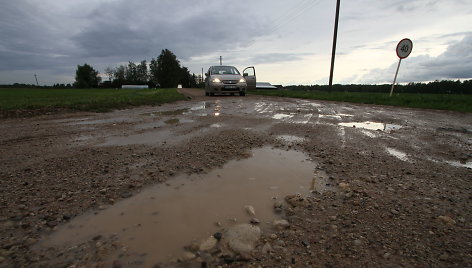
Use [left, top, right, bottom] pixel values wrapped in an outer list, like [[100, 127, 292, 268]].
[[38, 147, 326, 266], [0, 88, 471, 267]]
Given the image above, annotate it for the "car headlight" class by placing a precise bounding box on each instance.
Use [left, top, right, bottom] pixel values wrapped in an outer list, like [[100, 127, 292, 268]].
[[212, 78, 221, 83], [239, 78, 246, 83]]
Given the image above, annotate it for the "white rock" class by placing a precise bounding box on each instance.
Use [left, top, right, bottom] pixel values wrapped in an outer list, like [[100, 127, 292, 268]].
[[221, 223, 261, 257], [199, 236, 218, 252], [245, 205, 256, 216], [273, 219, 290, 229]]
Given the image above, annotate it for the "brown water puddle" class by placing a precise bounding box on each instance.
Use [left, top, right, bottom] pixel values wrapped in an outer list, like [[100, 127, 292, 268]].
[[37, 147, 331, 266]]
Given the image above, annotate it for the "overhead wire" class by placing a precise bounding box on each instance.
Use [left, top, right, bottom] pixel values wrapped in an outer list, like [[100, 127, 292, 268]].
[[265, 0, 322, 36]]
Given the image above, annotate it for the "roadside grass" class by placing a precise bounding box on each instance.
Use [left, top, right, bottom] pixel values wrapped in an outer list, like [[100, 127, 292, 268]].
[[251, 90, 472, 113], [0, 88, 185, 113]]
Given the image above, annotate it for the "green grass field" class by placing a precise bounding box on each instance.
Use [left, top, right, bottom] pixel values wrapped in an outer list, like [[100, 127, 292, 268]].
[[251, 90, 472, 113], [0, 88, 185, 114]]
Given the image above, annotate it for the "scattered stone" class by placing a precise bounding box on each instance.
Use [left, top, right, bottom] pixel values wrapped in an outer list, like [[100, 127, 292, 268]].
[[438, 215, 456, 225], [261, 242, 273, 254], [353, 239, 362, 246], [250, 218, 260, 225], [301, 240, 310, 248], [220, 224, 261, 258], [199, 236, 218, 252], [274, 200, 283, 213], [285, 194, 309, 207], [25, 238, 37, 246], [121, 192, 132, 198], [439, 253, 449, 261], [269, 234, 278, 240], [339, 182, 350, 190], [46, 221, 57, 228], [245, 205, 256, 216], [213, 232, 222, 241], [112, 260, 123, 268], [182, 251, 196, 261], [273, 219, 290, 230]]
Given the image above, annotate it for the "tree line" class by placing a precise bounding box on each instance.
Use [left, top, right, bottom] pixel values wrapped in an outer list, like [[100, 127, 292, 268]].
[[74, 49, 198, 88], [285, 80, 472, 94]]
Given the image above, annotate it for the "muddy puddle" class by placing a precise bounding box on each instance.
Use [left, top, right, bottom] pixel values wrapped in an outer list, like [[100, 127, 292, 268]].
[[38, 147, 331, 266], [339, 121, 402, 133]]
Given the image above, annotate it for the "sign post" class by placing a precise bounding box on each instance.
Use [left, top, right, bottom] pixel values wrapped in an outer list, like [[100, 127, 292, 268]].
[[390, 38, 413, 96]]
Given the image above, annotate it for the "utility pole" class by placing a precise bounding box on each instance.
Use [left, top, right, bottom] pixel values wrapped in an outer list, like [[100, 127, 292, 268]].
[[34, 74, 39, 86], [329, 0, 340, 87], [202, 68, 204, 83], [220, 56, 222, 66]]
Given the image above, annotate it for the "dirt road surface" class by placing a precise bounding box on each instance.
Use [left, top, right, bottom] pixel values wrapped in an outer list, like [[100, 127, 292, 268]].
[[0, 89, 471, 267]]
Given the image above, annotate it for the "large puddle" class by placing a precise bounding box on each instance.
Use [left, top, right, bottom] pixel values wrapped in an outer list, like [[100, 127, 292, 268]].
[[38, 147, 330, 266]]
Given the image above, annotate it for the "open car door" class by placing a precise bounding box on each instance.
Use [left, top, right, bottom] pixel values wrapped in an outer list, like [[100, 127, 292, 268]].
[[243, 66, 256, 91]]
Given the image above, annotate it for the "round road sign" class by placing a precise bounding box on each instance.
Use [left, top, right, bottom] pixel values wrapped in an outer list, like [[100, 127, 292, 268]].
[[396, 38, 413, 59]]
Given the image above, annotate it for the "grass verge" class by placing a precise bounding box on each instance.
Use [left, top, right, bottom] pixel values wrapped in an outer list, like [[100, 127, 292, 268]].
[[251, 90, 472, 113], [0, 88, 186, 117]]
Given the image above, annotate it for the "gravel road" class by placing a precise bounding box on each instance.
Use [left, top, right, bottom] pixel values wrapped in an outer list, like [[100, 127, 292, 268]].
[[0, 89, 471, 267]]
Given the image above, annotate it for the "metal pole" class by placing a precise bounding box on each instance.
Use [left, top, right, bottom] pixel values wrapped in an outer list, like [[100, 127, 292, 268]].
[[390, 58, 402, 97], [34, 74, 39, 86], [329, 0, 340, 87], [201, 68, 204, 83], [220, 56, 222, 65]]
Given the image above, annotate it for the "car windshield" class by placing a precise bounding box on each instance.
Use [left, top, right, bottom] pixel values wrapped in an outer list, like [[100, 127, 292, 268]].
[[211, 66, 240, 75]]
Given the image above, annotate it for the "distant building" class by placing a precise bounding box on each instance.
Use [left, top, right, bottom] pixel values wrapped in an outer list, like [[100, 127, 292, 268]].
[[256, 82, 277, 89]]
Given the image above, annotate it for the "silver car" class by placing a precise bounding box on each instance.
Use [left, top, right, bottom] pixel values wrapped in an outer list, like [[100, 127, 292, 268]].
[[205, 65, 256, 96]]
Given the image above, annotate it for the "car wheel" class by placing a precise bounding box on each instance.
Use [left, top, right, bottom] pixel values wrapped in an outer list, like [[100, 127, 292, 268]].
[[239, 92, 246, 96], [205, 92, 209, 96], [210, 92, 215, 96]]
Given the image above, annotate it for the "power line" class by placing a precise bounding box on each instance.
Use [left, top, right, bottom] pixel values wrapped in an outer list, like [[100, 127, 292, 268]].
[[266, 0, 322, 36]]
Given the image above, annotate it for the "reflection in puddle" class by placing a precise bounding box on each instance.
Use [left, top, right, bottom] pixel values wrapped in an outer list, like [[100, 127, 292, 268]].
[[214, 100, 222, 117], [386, 147, 408, 161], [360, 130, 379, 138], [446, 160, 472, 169], [143, 109, 189, 117], [339, 121, 402, 133], [272, 114, 293, 120], [69, 118, 130, 125], [190, 102, 207, 111], [319, 114, 341, 120], [211, 123, 222, 128], [39, 147, 330, 266]]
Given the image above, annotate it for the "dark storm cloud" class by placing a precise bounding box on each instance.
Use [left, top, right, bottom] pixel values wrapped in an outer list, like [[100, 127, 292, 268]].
[[361, 33, 472, 83], [0, 0, 268, 83], [72, 0, 267, 60]]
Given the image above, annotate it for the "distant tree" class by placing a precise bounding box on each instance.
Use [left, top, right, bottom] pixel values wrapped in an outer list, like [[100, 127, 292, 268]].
[[149, 58, 159, 86], [152, 49, 182, 88], [113, 65, 127, 86], [74, 64, 101, 88], [125, 62, 138, 84], [179, 67, 197, 88], [136, 60, 148, 84], [104, 66, 114, 82]]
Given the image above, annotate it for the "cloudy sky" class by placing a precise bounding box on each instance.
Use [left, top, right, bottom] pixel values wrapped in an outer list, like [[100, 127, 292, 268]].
[[1, 0, 471, 86]]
